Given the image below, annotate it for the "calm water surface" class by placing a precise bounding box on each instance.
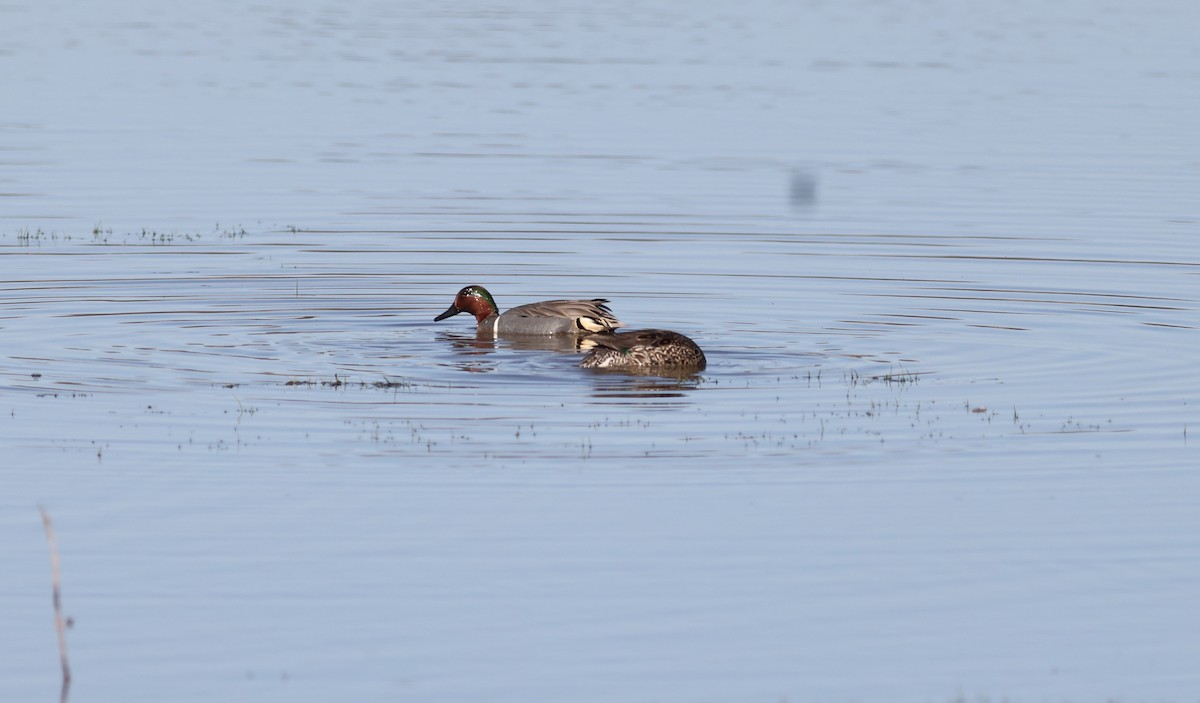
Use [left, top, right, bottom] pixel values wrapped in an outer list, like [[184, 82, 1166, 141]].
[[3, 2, 1199, 702]]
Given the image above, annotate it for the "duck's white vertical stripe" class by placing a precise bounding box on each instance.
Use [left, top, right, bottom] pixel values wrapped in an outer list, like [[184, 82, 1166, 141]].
[[491, 317, 500, 336]]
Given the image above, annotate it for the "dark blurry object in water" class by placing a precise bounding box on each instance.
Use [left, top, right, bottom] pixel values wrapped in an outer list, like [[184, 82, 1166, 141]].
[[790, 167, 819, 210]]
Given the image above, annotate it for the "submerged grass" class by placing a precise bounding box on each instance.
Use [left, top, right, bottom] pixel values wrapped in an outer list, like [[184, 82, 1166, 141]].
[[846, 366, 923, 388], [284, 374, 416, 390], [5, 223, 249, 245]]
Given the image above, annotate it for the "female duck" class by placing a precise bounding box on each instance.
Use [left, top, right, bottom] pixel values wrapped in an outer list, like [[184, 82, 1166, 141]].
[[580, 329, 706, 373], [434, 285, 623, 336]]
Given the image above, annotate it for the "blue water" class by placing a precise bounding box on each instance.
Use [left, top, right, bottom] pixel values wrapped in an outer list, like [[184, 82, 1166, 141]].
[[3, 2, 1199, 701]]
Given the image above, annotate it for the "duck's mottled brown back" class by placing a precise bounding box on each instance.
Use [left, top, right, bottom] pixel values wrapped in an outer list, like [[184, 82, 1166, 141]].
[[580, 329, 706, 372]]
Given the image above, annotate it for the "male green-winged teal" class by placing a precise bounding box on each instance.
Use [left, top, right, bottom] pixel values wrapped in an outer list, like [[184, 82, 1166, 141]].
[[580, 329, 706, 372], [434, 285, 623, 336]]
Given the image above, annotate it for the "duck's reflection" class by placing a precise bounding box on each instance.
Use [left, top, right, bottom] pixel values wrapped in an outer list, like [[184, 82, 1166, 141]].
[[437, 330, 592, 373], [437, 331, 498, 373], [440, 330, 591, 352], [499, 334, 591, 353], [437, 330, 705, 399], [587, 372, 702, 399]]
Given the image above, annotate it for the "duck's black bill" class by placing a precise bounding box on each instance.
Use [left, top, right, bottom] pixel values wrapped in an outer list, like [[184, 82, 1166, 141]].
[[434, 305, 461, 321]]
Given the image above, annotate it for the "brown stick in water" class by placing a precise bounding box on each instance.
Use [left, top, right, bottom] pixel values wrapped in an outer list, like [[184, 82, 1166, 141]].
[[39, 506, 72, 689]]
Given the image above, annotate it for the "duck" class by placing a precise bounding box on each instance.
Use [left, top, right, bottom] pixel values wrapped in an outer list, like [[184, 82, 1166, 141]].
[[434, 285, 623, 336], [579, 329, 706, 373]]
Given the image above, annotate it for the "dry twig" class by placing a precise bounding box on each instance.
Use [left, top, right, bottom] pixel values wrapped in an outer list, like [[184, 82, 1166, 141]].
[[38, 506, 72, 690]]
